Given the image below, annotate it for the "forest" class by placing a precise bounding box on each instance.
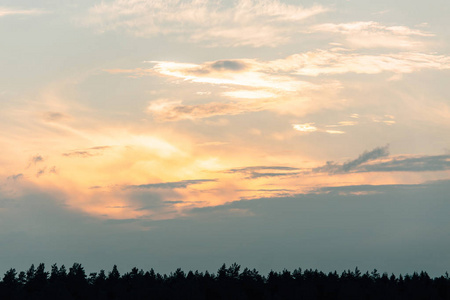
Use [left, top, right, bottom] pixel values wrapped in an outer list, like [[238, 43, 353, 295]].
[[0, 263, 449, 299]]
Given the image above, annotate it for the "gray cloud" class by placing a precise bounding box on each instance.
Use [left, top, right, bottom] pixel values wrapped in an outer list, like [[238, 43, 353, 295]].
[[62, 146, 112, 158], [36, 168, 46, 177], [226, 146, 448, 179], [7, 173, 23, 181], [49, 166, 57, 174], [358, 154, 450, 173], [89, 146, 111, 150], [125, 179, 216, 190], [1, 179, 450, 276], [313, 145, 389, 174], [237, 189, 295, 192], [62, 151, 93, 158], [124, 190, 180, 216], [31, 155, 44, 165], [43, 111, 67, 122], [342, 145, 390, 172], [34, 166, 57, 178], [249, 172, 301, 179], [229, 166, 300, 172], [210, 60, 247, 71], [311, 146, 450, 175], [164, 200, 183, 204], [104, 218, 141, 225], [226, 166, 300, 179]]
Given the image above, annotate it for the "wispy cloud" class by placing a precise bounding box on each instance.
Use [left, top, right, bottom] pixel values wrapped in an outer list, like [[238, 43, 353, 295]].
[[30, 155, 44, 165], [0, 7, 48, 17], [147, 99, 277, 121], [149, 60, 316, 92], [82, 0, 328, 47], [225, 147, 450, 180], [311, 147, 450, 174], [6, 173, 23, 181], [326, 121, 358, 127], [292, 123, 318, 133], [104, 68, 154, 78], [42, 112, 69, 122], [62, 146, 112, 158], [270, 50, 450, 76], [324, 130, 345, 134], [312, 21, 434, 49], [358, 154, 450, 173], [36, 168, 46, 177], [372, 115, 396, 125], [124, 179, 217, 190], [312, 145, 390, 174], [105, 50, 450, 121], [293, 122, 352, 134], [115, 49, 450, 84], [226, 166, 300, 179]]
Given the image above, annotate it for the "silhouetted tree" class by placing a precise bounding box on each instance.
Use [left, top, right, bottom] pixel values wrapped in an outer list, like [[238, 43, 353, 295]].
[[1, 262, 450, 300], [2, 268, 18, 288]]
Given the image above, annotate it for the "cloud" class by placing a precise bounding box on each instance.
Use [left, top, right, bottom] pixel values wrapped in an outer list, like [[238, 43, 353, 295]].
[[30, 155, 44, 165], [124, 179, 217, 190], [312, 145, 390, 174], [372, 115, 396, 125], [312, 21, 434, 49], [210, 60, 247, 71], [62, 146, 112, 158], [221, 90, 277, 99], [62, 151, 93, 158], [326, 121, 358, 127], [149, 60, 316, 92], [42, 112, 68, 122], [108, 50, 450, 121], [314, 180, 450, 196], [147, 99, 277, 121], [341, 145, 390, 172], [226, 166, 300, 179], [82, 0, 327, 47], [121, 49, 449, 87], [7, 174, 23, 181], [358, 154, 450, 173], [324, 130, 345, 134], [270, 50, 450, 76], [292, 123, 348, 134], [0, 7, 47, 17], [311, 146, 450, 175], [292, 123, 317, 133], [315, 22, 434, 37], [36, 168, 46, 177], [104, 68, 154, 77]]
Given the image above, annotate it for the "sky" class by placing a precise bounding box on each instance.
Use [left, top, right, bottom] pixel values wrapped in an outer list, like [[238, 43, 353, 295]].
[[1, 0, 450, 276]]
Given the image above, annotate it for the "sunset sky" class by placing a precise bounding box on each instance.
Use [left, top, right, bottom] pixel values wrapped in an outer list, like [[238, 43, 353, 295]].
[[1, 0, 450, 275]]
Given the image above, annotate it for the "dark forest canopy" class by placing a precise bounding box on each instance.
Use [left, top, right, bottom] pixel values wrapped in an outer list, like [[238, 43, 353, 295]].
[[1, 263, 450, 299]]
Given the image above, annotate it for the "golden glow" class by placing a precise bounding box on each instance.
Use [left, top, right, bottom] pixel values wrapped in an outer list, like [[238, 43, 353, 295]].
[[293, 123, 318, 132], [222, 90, 278, 99], [325, 130, 345, 134], [3, 2, 450, 225]]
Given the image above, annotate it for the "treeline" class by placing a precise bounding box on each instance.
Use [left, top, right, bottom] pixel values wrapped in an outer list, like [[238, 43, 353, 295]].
[[1, 263, 450, 299]]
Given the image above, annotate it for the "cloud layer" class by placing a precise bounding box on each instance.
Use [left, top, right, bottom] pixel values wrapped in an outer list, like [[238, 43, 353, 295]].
[[83, 0, 327, 47], [0, 7, 47, 17], [313, 21, 434, 49], [125, 179, 216, 190], [107, 49, 450, 120]]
